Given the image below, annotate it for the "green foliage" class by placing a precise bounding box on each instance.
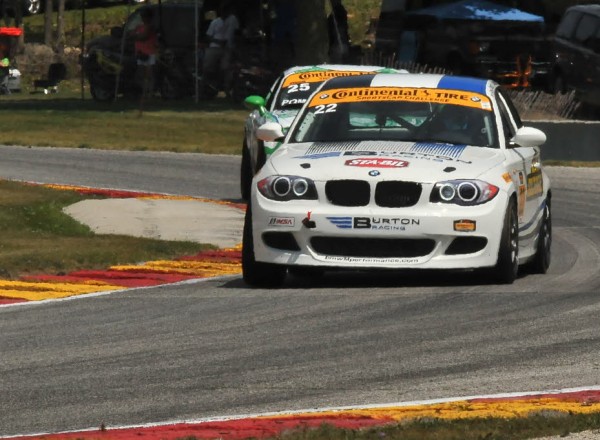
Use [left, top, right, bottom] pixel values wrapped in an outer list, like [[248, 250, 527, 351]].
[[263, 413, 600, 440], [0, 180, 209, 279]]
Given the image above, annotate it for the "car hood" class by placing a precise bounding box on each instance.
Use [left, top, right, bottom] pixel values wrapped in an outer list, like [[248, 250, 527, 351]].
[[269, 141, 506, 182], [271, 109, 300, 129]]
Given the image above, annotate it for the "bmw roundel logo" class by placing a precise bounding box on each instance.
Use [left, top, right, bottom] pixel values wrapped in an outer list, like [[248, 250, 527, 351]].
[[369, 170, 380, 176]]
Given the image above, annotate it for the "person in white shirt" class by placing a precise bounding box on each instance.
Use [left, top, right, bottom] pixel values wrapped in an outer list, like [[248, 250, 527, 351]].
[[203, 2, 239, 97]]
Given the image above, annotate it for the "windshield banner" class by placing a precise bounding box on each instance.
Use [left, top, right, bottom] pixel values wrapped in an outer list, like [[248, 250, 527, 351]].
[[309, 87, 492, 110], [282, 71, 377, 87]]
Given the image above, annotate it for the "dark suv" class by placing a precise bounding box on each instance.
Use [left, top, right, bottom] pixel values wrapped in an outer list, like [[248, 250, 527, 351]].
[[551, 5, 600, 109], [82, 1, 216, 101]]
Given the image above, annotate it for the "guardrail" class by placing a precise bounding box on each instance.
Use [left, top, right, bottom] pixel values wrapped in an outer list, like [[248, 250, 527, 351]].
[[527, 121, 600, 161]]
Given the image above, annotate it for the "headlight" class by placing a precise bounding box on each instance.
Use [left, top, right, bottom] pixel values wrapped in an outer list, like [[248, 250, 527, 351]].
[[257, 175, 318, 201], [430, 180, 498, 206]]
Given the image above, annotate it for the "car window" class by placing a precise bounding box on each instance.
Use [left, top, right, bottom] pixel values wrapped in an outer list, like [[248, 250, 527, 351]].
[[290, 91, 497, 148], [556, 10, 581, 40], [159, 9, 199, 48], [265, 74, 284, 110], [495, 89, 522, 146], [274, 81, 323, 110], [497, 88, 522, 128], [574, 14, 600, 47], [124, 11, 143, 35]]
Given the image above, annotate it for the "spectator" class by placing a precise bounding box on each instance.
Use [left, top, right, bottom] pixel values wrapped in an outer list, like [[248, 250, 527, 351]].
[[204, 2, 239, 96], [328, 0, 350, 63], [131, 8, 158, 98]]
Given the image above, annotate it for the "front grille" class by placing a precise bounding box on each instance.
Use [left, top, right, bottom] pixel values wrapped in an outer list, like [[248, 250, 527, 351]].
[[375, 181, 422, 207], [445, 237, 488, 255], [311, 237, 435, 258], [262, 232, 300, 251], [325, 180, 370, 206]]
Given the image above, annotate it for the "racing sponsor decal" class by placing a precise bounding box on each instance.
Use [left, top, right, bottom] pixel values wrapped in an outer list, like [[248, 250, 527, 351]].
[[281, 98, 307, 106], [282, 70, 375, 87], [310, 87, 492, 110], [295, 142, 471, 164], [327, 216, 420, 231], [345, 158, 409, 168], [295, 151, 343, 160], [454, 219, 476, 232], [518, 184, 526, 219], [268, 217, 295, 227], [323, 255, 422, 264], [526, 170, 543, 199]]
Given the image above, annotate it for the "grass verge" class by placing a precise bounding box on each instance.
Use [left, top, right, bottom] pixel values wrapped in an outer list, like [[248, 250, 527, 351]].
[[0, 89, 248, 153], [0, 180, 210, 279], [271, 413, 600, 440]]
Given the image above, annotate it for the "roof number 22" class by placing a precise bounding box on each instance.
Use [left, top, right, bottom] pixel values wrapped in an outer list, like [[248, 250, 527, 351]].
[[314, 104, 338, 114]]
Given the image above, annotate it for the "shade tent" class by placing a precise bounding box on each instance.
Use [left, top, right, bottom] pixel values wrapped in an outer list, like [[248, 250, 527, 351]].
[[406, 0, 544, 22]]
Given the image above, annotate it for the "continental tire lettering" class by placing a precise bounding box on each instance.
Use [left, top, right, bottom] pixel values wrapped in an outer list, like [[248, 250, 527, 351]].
[[282, 70, 373, 87], [311, 87, 492, 110]]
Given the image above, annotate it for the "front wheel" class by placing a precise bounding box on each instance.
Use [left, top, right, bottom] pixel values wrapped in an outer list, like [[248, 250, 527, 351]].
[[551, 71, 567, 95], [22, 0, 41, 14], [493, 201, 519, 284], [242, 204, 287, 287], [89, 79, 116, 102], [160, 75, 184, 99], [527, 199, 552, 274]]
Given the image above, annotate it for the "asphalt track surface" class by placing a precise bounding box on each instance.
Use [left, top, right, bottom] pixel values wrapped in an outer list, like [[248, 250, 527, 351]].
[[1, 146, 600, 437]]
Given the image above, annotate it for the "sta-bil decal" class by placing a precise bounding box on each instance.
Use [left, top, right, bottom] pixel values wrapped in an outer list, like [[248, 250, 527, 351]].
[[310, 87, 493, 110], [345, 158, 409, 168]]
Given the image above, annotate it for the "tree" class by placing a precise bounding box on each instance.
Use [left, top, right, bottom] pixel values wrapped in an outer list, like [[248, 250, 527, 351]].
[[56, 0, 66, 53], [44, 0, 53, 45], [292, 0, 328, 65]]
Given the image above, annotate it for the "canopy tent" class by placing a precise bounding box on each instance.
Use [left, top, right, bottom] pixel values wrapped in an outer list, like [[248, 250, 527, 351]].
[[406, 0, 544, 22]]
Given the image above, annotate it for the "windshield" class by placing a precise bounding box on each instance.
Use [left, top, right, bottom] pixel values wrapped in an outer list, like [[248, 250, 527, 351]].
[[289, 87, 498, 148]]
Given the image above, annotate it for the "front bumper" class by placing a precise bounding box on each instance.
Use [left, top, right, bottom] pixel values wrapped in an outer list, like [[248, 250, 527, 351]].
[[251, 189, 508, 270]]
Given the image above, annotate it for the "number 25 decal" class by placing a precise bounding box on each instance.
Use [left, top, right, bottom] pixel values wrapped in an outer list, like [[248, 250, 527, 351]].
[[314, 104, 338, 114], [288, 83, 310, 93]]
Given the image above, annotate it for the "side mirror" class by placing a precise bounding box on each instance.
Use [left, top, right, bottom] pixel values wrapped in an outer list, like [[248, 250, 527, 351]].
[[256, 121, 285, 142], [110, 26, 124, 39], [244, 95, 267, 116], [510, 126, 546, 148]]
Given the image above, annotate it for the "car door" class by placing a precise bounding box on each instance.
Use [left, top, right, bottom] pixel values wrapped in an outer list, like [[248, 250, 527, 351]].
[[495, 88, 542, 248], [570, 12, 600, 98]]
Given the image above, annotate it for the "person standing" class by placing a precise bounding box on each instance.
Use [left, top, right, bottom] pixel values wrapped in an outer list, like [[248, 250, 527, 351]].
[[203, 2, 239, 96], [132, 8, 158, 98]]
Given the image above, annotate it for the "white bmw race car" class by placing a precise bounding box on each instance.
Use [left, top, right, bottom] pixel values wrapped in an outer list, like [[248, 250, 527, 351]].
[[243, 73, 551, 287], [240, 64, 404, 200]]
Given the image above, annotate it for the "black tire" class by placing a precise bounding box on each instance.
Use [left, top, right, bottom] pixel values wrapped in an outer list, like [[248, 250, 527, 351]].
[[255, 141, 267, 172], [240, 141, 252, 201], [89, 79, 116, 102], [22, 0, 41, 14], [242, 204, 287, 288], [493, 200, 519, 284], [160, 75, 183, 100], [552, 71, 567, 95], [288, 266, 324, 280], [527, 199, 552, 274]]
